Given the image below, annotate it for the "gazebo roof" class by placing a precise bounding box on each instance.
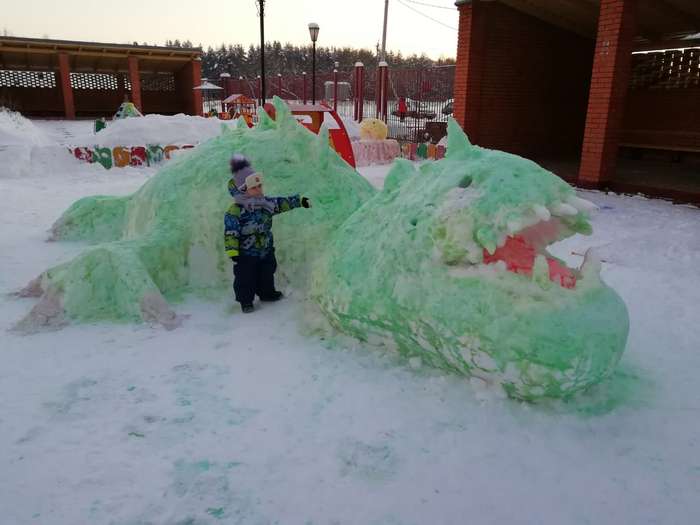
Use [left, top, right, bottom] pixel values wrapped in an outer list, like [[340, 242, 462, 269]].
[[222, 94, 256, 104], [193, 80, 223, 91]]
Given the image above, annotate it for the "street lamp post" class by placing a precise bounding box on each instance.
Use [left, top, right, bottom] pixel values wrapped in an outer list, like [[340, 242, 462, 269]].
[[256, 0, 266, 107], [308, 22, 319, 104]]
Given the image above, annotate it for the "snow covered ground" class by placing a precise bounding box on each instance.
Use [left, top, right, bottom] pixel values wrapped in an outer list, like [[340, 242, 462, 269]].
[[1, 118, 700, 524]]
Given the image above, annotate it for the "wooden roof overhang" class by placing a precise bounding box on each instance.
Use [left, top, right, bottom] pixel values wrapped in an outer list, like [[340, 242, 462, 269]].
[[0, 36, 202, 74]]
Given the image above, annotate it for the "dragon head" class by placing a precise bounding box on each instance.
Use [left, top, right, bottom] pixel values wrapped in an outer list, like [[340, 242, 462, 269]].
[[313, 119, 629, 400]]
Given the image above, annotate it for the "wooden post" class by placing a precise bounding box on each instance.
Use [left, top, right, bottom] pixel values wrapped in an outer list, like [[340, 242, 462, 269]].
[[57, 53, 75, 119], [128, 56, 142, 112]]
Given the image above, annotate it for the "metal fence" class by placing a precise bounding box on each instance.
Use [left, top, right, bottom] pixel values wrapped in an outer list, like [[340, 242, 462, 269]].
[[212, 65, 455, 142]]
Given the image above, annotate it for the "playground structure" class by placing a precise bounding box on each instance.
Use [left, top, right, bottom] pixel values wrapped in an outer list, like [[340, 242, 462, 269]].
[[222, 94, 256, 126], [276, 101, 356, 168]]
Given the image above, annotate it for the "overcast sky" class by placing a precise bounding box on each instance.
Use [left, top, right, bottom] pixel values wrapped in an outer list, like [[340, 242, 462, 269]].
[[3, 0, 460, 59]]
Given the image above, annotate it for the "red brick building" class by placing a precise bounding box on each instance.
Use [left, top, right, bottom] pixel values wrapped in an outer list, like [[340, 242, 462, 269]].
[[0, 36, 203, 118], [453, 0, 700, 202]]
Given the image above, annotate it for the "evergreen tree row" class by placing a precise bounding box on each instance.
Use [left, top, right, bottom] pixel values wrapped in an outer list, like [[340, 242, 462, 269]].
[[165, 40, 455, 79]]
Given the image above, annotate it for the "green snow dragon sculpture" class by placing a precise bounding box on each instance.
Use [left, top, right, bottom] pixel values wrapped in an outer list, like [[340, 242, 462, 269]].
[[15, 97, 629, 400]]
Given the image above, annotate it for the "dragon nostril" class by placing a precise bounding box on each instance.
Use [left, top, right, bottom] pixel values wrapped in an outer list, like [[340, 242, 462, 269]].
[[458, 175, 472, 188], [410, 217, 418, 227]]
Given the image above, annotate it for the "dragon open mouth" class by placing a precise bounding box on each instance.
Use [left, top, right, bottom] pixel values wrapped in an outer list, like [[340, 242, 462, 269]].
[[476, 196, 599, 290], [482, 219, 577, 289]]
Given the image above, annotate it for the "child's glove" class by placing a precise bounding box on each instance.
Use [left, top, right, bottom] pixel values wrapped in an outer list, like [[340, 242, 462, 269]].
[[301, 197, 311, 208]]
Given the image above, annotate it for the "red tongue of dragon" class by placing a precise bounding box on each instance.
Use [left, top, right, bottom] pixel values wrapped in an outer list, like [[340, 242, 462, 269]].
[[482, 235, 576, 289]]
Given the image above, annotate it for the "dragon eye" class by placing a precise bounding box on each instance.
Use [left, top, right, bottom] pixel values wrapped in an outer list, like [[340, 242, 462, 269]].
[[458, 175, 472, 189]]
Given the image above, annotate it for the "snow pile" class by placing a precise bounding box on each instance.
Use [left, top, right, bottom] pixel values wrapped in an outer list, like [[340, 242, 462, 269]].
[[0, 108, 52, 146], [72, 113, 233, 147], [0, 108, 89, 178]]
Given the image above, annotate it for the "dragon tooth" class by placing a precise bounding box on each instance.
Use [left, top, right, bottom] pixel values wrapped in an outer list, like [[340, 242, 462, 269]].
[[568, 196, 598, 213], [580, 248, 602, 278], [533, 205, 551, 222], [551, 202, 578, 217], [507, 220, 521, 234]]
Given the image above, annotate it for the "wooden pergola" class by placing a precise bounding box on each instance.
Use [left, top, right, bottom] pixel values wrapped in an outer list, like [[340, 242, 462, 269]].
[[0, 36, 204, 117]]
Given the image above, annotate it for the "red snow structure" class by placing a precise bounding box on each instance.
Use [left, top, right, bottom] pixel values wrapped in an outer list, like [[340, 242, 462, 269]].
[[280, 102, 357, 168]]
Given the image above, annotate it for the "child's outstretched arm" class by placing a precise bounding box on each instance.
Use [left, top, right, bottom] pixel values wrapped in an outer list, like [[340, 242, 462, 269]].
[[269, 194, 308, 215]]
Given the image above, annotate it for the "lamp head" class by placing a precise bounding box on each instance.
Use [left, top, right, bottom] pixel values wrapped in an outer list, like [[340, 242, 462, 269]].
[[308, 23, 320, 43]]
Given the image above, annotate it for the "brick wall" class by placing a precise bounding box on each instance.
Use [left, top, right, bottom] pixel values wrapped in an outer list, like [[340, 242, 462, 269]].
[[579, 0, 636, 185], [454, 1, 594, 157]]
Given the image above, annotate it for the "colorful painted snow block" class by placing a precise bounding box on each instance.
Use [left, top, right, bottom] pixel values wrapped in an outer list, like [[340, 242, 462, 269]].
[[163, 145, 180, 159], [146, 145, 164, 165], [113, 146, 131, 168], [73, 147, 94, 163], [93, 146, 113, 169], [130, 146, 147, 167]]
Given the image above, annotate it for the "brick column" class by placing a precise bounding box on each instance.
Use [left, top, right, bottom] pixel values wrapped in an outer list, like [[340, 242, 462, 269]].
[[453, 0, 485, 142], [57, 53, 75, 119], [192, 59, 203, 116], [578, 0, 636, 187], [175, 59, 203, 116], [128, 56, 142, 112]]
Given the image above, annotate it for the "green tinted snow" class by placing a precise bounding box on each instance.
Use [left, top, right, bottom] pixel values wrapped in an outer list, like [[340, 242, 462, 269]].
[[22, 97, 628, 400]]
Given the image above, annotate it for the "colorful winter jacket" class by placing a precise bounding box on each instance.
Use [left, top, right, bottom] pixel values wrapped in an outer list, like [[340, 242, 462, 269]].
[[224, 179, 302, 258]]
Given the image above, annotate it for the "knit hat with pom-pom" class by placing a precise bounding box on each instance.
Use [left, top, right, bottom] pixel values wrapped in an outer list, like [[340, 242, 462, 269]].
[[230, 153, 256, 189]]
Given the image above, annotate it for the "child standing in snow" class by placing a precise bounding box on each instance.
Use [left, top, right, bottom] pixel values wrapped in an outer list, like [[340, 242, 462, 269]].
[[224, 154, 311, 313]]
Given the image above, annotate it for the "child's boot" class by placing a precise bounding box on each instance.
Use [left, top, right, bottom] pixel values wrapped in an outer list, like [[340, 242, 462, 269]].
[[260, 291, 283, 302]]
